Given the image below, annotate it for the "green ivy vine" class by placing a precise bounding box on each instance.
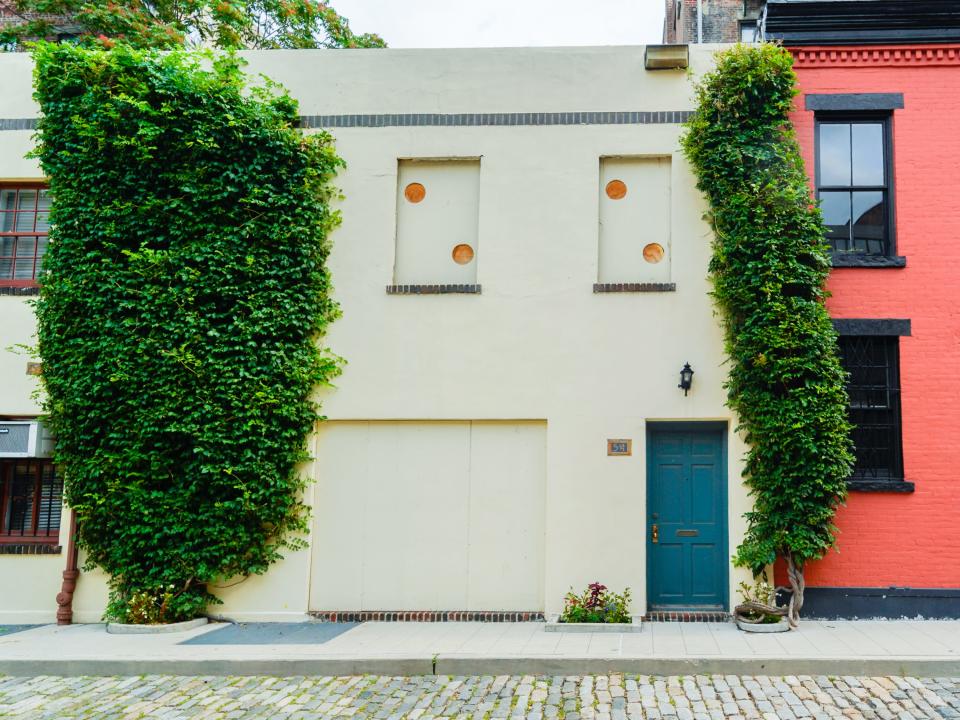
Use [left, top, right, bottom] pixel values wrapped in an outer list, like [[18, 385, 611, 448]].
[[32, 43, 344, 622], [681, 44, 854, 626]]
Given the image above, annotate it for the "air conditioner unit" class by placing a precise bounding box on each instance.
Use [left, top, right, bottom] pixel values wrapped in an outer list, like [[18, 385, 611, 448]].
[[0, 421, 54, 458]]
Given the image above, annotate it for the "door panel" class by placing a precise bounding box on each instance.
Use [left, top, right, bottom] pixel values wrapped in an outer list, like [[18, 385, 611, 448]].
[[647, 426, 727, 609]]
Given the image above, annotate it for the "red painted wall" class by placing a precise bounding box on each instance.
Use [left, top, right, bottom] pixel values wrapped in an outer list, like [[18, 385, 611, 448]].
[[788, 46, 960, 589]]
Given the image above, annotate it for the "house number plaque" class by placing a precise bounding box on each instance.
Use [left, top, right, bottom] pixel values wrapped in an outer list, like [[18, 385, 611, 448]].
[[607, 439, 632, 456]]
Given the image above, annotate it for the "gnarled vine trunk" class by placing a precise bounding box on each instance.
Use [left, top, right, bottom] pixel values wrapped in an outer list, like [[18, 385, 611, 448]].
[[680, 44, 855, 630]]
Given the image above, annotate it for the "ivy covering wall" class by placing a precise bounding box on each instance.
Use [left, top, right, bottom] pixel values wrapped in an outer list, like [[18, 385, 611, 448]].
[[681, 44, 854, 625], [33, 43, 344, 622]]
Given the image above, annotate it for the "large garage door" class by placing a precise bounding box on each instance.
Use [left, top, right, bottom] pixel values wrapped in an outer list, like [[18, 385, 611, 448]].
[[309, 421, 546, 612]]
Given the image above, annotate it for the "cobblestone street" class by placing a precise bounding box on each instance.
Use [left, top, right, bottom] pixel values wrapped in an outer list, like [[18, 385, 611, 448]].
[[1, 674, 959, 720]]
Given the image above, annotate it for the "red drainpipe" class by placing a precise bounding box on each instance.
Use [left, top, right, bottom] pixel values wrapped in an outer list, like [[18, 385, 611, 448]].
[[55, 511, 79, 625]]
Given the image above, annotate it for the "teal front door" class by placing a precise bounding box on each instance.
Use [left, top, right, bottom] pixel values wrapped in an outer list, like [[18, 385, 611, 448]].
[[647, 424, 727, 609]]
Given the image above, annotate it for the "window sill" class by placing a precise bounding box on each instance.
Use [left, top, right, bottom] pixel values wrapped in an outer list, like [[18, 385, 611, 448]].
[[0, 285, 40, 296], [830, 254, 906, 268], [847, 478, 915, 493], [594, 282, 676, 293], [0, 543, 62, 555], [386, 284, 481, 295]]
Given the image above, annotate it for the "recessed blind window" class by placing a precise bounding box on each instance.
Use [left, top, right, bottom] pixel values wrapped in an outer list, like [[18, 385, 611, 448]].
[[837, 336, 903, 480], [817, 119, 890, 257], [0, 186, 51, 284]]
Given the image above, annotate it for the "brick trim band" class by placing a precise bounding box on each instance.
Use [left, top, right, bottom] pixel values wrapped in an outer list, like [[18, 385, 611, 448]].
[[832, 318, 911, 336], [1, 111, 694, 133], [594, 283, 677, 293], [805, 93, 904, 111], [301, 111, 693, 128], [792, 45, 960, 68], [386, 284, 481, 295], [0, 119, 36, 131], [642, 611, 732, 623], [0, 286, 40, 296], [309, 610, 545, 622], [0, 543, 62, 555]]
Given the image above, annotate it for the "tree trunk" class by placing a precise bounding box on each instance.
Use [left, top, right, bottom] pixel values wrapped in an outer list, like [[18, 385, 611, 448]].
[[784, 551, 805, 627]]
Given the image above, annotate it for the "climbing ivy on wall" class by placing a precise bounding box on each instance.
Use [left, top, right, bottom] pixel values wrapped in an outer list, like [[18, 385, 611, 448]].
[[681, 44, 854, 626], [32, 43, 344, 622]]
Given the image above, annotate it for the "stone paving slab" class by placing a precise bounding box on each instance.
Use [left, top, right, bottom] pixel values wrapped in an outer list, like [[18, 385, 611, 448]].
[[2, 621, 960, 678], [0, 626, 37, 638], [1, 673, 959, 719], [181, 622, 360, 645]]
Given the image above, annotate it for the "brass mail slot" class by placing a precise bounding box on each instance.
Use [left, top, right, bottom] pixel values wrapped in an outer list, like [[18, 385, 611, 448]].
[[676, 529, 699, 537]]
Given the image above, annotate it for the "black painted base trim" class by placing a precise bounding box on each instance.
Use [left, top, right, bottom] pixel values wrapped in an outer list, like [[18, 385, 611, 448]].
[[784, 587, 960, 619]]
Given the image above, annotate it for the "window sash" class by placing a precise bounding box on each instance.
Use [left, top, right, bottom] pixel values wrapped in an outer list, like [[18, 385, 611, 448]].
[[815, 116, 893, 258], [0, 460, 63, 542], [0, 185, 50, 285]]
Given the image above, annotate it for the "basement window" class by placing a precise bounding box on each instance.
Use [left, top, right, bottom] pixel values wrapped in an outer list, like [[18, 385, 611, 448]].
[[0, 460, 62, 543]]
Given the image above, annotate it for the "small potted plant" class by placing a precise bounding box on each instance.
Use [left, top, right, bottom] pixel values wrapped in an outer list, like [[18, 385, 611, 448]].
[[734, 575, 789, 632], [546, 582, 641, 632]]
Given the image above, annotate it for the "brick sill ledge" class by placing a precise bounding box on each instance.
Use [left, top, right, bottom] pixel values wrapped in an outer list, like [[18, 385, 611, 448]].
[[0, 543, 62, 555], [594, 282, 676, 293], [0, 286, 40, 296], [847, 478, 915, 493], [386, 284, 481, 295], [830, 254, 906, 268]]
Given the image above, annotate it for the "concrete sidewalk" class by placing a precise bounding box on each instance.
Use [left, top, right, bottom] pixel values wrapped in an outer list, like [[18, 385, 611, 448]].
[[1, 619, 959, 677]]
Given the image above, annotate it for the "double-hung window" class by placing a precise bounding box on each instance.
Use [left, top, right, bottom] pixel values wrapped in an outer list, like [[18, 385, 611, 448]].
[[808, 93, 904, 266], [817, 116, 891, 257], [0, 184, 51, 287]]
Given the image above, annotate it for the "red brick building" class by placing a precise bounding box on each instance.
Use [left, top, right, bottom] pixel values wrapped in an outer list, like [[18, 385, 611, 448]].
[[666, 0, 960, 617], [764, 0, 960, 618]]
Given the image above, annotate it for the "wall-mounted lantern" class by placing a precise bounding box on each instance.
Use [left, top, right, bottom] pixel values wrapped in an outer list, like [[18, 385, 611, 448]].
[[678, 362, 694, 396]]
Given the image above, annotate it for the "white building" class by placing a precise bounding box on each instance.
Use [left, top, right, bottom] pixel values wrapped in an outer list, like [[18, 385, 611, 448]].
[[0, 44, 751, 624]]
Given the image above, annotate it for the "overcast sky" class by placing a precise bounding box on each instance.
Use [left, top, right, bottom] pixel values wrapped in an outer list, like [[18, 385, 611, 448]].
[[332, 0, 667, 48]]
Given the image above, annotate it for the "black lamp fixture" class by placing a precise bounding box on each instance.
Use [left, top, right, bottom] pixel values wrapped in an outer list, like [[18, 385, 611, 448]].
[[678, 362, 694, 396]]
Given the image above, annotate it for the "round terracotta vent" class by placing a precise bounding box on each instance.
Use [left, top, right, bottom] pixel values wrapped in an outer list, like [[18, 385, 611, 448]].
[[643, 242, 665, 264], [605, 179, 627, 200], [452, 243, 475, 265], [404, 182, 426, 203]]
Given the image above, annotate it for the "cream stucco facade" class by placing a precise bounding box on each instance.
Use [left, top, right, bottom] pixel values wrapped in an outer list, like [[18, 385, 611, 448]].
[[0, 45, 752, 624]]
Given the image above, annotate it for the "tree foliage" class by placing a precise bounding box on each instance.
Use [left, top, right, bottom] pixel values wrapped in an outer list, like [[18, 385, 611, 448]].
[[32, 42, 344, 621], [1, 0, 385, 50], [681, 44, 854, 625]]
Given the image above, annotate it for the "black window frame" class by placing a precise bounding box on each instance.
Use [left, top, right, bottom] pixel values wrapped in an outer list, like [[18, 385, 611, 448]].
[[739, 19, 758, 42], [815, 112, 903, 267], [835, 333, 913, 492]]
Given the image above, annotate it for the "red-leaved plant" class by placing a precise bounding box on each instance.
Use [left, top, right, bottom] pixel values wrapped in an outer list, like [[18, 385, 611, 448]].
[[559, 582, 632, 623]]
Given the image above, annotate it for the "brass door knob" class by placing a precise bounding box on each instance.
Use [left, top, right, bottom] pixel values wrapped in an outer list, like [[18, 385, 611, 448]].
[[651, 524, 659, 544]]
